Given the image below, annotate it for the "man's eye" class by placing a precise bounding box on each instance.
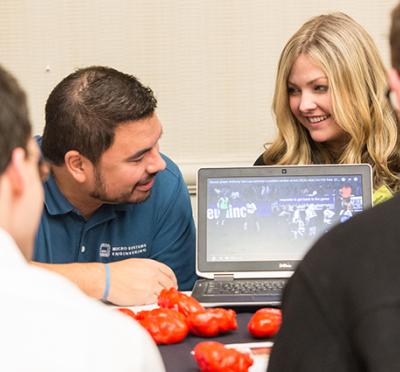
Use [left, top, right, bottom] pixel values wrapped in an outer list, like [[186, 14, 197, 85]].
[[130, 156, 144, 163]]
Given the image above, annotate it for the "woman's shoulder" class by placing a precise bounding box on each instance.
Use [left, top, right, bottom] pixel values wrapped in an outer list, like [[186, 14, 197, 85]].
[[253, 153, 265, 166]]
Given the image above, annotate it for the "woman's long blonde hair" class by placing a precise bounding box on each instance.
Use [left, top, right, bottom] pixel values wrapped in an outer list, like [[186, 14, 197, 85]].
[[263, 12, 400, 192]]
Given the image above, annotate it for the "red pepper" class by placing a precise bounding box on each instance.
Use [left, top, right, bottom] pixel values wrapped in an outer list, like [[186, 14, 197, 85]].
[[135, 308, 189, 344], [248, 308, 282, 338], [116, 307, 136, 319], [193, 341, 253, 372], [158, 287, 204, 317], [187, 308, 237, 337]]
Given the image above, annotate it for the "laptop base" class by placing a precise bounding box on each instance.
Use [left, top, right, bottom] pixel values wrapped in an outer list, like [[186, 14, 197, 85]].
[[191, 278, 284, 307]]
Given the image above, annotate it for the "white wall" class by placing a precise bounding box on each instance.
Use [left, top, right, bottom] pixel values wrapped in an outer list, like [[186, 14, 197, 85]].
[[0, 0, 397, 188]]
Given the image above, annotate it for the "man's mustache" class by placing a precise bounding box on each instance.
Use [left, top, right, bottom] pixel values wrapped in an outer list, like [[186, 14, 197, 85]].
[[137, 174, 156, 186]]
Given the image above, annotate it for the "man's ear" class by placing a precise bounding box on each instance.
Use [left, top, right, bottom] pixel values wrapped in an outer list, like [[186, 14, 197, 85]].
[[64, 150, 92, 183], [5, 148, 26, 196], [388, 68, 400, 109]]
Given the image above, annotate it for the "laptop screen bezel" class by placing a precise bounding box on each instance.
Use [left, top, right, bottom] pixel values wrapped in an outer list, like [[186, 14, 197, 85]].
[[196, 164, 373, 277]]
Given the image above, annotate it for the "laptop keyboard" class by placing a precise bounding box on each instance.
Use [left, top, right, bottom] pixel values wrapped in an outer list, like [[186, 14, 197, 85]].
[[204, 279, 286, 296]]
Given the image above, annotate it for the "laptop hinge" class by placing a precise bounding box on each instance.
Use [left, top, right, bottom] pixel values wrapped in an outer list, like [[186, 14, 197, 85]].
[[214, 274, 234, 281]]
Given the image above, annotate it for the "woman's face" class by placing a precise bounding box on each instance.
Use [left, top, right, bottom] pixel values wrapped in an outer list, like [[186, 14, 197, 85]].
[[287, 53, 347, 152]]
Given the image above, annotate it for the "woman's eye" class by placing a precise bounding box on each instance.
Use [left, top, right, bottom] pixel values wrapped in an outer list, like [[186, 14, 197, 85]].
[[288, 86, 299, 95], [315, 85, 328, 92]]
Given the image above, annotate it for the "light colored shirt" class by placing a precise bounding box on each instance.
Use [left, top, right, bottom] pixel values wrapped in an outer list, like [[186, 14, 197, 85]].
[[0, 228, 165, 372]]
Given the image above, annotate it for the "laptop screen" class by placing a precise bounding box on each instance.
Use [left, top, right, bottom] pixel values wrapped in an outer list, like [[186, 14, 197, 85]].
[[197, 165, 372, 276]]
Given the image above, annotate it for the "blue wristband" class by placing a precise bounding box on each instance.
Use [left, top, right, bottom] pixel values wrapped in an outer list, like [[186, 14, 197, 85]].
[[102, 263, 110, 302]]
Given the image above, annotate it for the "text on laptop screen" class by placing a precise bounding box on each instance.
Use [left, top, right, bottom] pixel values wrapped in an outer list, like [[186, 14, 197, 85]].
[[206, 174, 365, 262]]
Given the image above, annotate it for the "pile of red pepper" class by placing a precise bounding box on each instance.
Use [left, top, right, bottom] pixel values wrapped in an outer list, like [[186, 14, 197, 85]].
[[158, 288, 238, 338], [117, 288, 238, 344], [117, 288, 282, 372]]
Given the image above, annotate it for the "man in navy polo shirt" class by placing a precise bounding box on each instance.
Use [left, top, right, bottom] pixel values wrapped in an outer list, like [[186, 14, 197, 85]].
[[33, 66, 196, 306]]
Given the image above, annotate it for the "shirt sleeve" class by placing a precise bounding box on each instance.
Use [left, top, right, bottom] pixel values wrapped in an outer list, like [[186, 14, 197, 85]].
[[253, 153, 265, 166], [150, 168, 197, 290]]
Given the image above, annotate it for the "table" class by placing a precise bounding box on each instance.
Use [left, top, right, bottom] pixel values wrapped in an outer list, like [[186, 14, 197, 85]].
[[124, 296, 274, 371]]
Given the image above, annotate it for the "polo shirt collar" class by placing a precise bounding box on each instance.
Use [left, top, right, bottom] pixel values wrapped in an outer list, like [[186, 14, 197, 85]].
[[44, 174, 75, 215], [44, 173, 129, 216]]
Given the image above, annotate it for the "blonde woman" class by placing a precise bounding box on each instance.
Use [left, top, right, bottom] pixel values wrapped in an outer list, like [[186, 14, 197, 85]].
[[256, 12, 400, 199]]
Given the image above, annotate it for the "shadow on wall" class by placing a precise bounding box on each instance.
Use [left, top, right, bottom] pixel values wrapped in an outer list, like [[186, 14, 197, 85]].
[[188, 185, 197, 226]]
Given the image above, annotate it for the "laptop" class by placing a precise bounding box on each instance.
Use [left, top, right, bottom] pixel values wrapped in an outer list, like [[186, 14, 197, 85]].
[[191, 164, 373, 307]]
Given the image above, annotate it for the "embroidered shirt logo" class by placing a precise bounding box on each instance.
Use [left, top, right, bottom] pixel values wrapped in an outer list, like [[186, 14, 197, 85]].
[[99, 243, 111, 258], [111, 244, 147, 257]]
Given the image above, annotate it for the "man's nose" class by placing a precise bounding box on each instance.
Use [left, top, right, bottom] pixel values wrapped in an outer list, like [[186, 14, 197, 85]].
[[147, 147, 166, 174]]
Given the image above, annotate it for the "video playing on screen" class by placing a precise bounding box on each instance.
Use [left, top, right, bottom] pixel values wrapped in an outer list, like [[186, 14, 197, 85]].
[[206, 175, 364, 262]]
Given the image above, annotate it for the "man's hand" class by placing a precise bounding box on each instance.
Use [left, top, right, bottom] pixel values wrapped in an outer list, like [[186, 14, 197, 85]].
[[32, 258, 177, 306], [107, 258, 177, 306]]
